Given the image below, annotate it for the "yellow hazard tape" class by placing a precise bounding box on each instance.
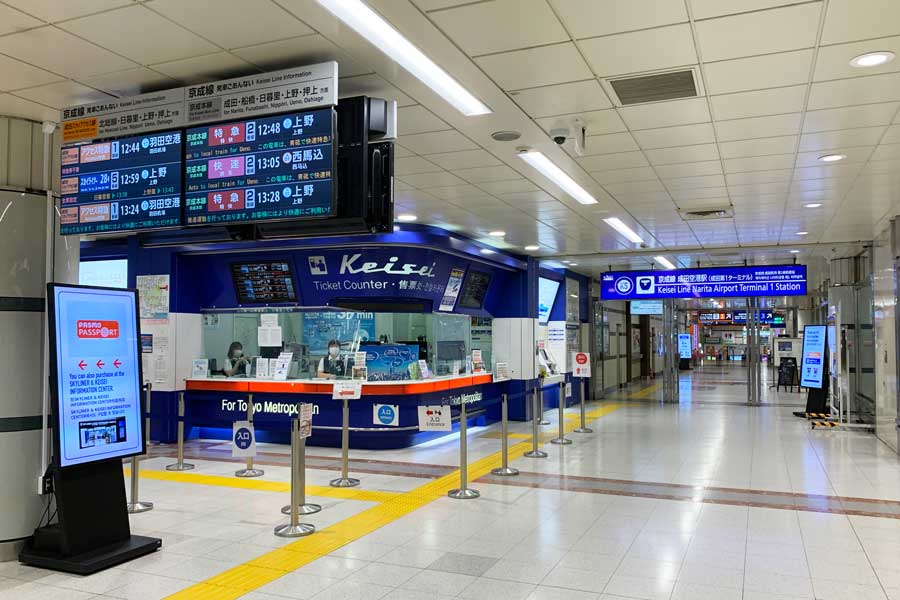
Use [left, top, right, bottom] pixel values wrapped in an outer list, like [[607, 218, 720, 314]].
[[163, 402, 623, 599]]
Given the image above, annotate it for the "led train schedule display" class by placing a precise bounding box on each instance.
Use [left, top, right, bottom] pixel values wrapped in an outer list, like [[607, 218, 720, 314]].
[[59, 131, 182, 235], [184, 108, 335, 225]]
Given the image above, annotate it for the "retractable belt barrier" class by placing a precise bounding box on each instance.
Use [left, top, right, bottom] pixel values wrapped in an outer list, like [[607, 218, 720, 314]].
[[525, 380, 548, 458], [490, 391, 519, 477], [448, 398, 479, 499], [550, 380, 572, 446], [275, 410, 317, 537]]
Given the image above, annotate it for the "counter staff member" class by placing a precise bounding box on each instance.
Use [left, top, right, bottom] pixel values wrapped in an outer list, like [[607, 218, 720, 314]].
[[223, 341, 250, 377], [317, 339, 351, 379]]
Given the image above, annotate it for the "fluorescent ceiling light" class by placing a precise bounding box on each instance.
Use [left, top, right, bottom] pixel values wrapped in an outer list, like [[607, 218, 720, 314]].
[[517, 150, 598, 205], [850, 51, 895, 68], [316, 0, 491, 116], [396, 213, 417, 222], [654, 256, 677, 270], [789, 249, 800, 254], [569, 263, 578, 266], [603, 217, 644, 244], [803, 202, 822, 208], [818, 153, 845, 162], [796, 231, 808, 236], [488, 230, 505, 237], [524, 244, 540, 251]]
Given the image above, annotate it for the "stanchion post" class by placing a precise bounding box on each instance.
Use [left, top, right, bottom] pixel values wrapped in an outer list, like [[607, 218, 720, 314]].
[[329, 396, 359, 488], [166, 391, 194, 471], [574, 378, 593, 433], [448, 399, 479, 499], [551, 380, 572, 445], [491, 391, 518, 476], [144, 382, 154, 447], [525, 381, 548, 458], [275, 415, 316, 537], [235, 394, 264, 478], [539, 376, 550, 425]]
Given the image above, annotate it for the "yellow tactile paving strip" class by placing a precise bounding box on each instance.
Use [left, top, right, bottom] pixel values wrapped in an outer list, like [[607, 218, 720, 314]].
[[162, 401, 623, 599]]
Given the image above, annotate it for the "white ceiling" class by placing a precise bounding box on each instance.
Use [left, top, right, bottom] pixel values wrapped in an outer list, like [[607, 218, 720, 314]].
[[0, 0, 894, 274]]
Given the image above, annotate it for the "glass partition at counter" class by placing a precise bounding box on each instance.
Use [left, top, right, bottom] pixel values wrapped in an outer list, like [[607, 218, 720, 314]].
[[199, 307, 491, 381]]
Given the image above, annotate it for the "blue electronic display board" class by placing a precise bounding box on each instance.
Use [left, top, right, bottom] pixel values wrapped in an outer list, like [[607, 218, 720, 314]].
[[600, 265, 807, 300], [184, 108, 335, 226], [59, 131, 182, 235], [678, 333, 692, 358], [800, 325, 827, 389], [538, 278, 560, 324], [49, 284, 144, 467]]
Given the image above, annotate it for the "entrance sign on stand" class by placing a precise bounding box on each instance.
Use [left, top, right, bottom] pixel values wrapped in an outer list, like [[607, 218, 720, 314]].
[[600, 265, 807, 300], [417, 405, 451, 431], [232, 420, 256, 458], [572, 352, 590, 378], [800, 325, 827, 389]]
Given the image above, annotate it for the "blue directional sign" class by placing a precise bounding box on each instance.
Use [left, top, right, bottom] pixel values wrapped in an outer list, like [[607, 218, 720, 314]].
[[600, 265, 807, 300]]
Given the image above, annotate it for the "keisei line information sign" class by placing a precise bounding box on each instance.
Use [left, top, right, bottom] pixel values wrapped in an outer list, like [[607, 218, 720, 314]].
[[49, 284, 145, 467], [600, 265, 807, 300]]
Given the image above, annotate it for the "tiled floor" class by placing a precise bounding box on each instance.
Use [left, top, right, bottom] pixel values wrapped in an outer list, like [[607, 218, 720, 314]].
[[6, 366, 900, 599]]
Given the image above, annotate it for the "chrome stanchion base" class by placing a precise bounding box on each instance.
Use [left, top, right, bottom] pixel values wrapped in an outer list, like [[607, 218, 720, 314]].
[[490, 466, 519, 476], [539, 419, 550, 425], [274, 523, 315, 538], [165, 462, 194, 471], [281, 503, 322, 515], [329, 477, 360, 488], [235, 468, 264, 478], [448, 488, 480, 499], [550, 437, 573, 445], [573, 427, 593, 433], [524, 449, 548, 458], [126, 501, 154, 514]]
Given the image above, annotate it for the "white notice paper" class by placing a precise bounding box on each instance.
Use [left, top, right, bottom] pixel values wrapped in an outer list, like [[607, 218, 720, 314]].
[[273, 352, 292, 381], [298, 403, 314, 438], [255, 357, 270, 379], [258, 326, 282, 347], [260, 314, 278, 327], [191, 359, 209, 379], [332, 381, 363, 400]]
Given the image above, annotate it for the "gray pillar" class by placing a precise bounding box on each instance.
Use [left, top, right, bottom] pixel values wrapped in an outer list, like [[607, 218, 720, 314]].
[[662, 299, 678, 403]]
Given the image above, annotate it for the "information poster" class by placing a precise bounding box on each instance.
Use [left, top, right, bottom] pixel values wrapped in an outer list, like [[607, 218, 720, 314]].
[[438, 267, 465, 311], [800, 325, 827, 389], [678, 334, 692, 359], [136, 274, 170, 323], [302, 312, 375, 354], [51, 285, 144, 467]]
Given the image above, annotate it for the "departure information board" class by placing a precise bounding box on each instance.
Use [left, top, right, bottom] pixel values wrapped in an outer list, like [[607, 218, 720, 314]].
[[230, 261, 297, 304], [184, 108, 335, 226], [59, 131, 182, 235]]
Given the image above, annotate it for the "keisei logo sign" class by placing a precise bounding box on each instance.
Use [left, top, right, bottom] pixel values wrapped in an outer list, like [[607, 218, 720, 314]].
[[76, 320, 119, 339]]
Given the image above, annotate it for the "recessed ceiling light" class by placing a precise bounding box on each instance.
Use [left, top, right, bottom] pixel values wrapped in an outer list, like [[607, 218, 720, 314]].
[[491, 131, 521, 142], [480, 248, 494, 254], [569, 263, 578, 266], [803, 202, 822, 208], [818, 154, 845, 163], [518, 150, 598, 205], [603, 217, 644, 244], [850, 51, 895, 68], [796, 231, 809, 236], [488, 230, 505, 237], [562, 260, 571, 264], [654, 256, 677, 270], [524, 244, 540, 251], [316, 0, 491, 116], [396, 214, 417, 222], [789, 249, 800, 254]]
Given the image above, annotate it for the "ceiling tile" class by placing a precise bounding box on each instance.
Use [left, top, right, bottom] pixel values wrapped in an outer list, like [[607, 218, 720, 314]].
[[536, 109, 626, 136], [151, 52, 257, 84], [0, 54, 64, 91], [690, 0, 800, 19], [477, 179, 540, 194], [0, 4, 43, 34], [618, 97, 710, 129], [396, 105, 450, 136], [430, 0, 567, 55], [475, 43, 592, 90], [798, 126, 887, 151], [807, 72, 900, 110], [0, 92, 59, 121], [723, 154, 796, 173], [425, 149, 503, 170], [654, 161, 722, 178], [231, 34, 371, 77], [578, 24, 696, 78], [578, 151, 649, 171], [0, 26, 136, 78], [694, 3, 821, 62], [715, 113, 802, 141], [426, 184, 491, 201], [13, 80, 112, 109], [592, 167, 657, 184], [670, 186, 728, 200], [704, 50, 813, 95], [455, 165, 521, 183], [399, 171, 468, 188], [821, 0, 900, 44], [802, 102, 900, 133], [59, 5, 218, 65], [645, 143, 720, 165], [665, 174, 727, 189], [870, 144, 900, 161], [726, 170, 792, 185], [3, 0, 131, 23], [148, 0, 313, 48], [550, 0, 687, 38], [604, 179, 667, 194], [882, 125, 900, 144], [718, 135, 798, 158], [632, 123, 716, 149], [579, 132, 639, 156], [728, 181, 791, 196], [339, 74, 416, 107], [394, 156, 442, 176], [509, 80, 611, 117], [814, 36, 900, 82], [710, 85, 807, 120], [78, 67, 178, 97], [400, 129, 478, 154]]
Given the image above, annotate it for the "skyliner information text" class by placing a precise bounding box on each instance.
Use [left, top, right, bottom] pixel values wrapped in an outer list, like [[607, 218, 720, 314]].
[[600, 265, 807, 300]]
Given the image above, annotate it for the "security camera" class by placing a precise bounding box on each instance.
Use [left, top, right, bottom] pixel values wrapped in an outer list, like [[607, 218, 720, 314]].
[[549, 127, 569, 145], [640, 242, 648, 249]]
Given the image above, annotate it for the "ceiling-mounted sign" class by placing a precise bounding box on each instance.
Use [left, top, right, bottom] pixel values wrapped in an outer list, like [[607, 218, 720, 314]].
[[184, 62, 338, 125], [600, 265, 807, 300], [61, 89, 186, 143]]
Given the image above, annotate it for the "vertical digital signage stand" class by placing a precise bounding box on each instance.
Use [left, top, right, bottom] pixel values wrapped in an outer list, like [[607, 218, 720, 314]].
[[799, 324, 829, 417], [20, 284, 161, 574]]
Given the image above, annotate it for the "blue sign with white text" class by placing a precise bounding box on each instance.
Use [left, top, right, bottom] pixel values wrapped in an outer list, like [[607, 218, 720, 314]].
[[600, 265, 807, 300]]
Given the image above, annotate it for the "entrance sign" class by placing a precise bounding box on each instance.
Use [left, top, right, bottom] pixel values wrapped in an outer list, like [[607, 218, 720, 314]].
[[374, 404, 399, 426], [232, 420, 256, 458], [417, 405, 451, 431], [678, 334, 692, 359], [600, 265, 807, 300], [571, 352, 591, 377], [800, 325, 827, 389], [49, 284, 144, 467]]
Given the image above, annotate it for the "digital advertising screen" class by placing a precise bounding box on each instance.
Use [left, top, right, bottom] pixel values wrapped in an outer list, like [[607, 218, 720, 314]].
[[458, 271, 492, 309], [800, 325, 827, 389], [631, 300, 663, 315], [59, 131, 182, 235], [184, 108, 335, 226], [230, 261, 298, 304], [538, 278, 560, 324], [678, 333, 692, 358], [49, 284, 144, 468], [600, 265, 807, 300]]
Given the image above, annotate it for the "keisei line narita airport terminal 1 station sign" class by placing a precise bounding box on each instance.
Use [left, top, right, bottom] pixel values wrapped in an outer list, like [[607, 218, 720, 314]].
[[600, 265, 807, 300]]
